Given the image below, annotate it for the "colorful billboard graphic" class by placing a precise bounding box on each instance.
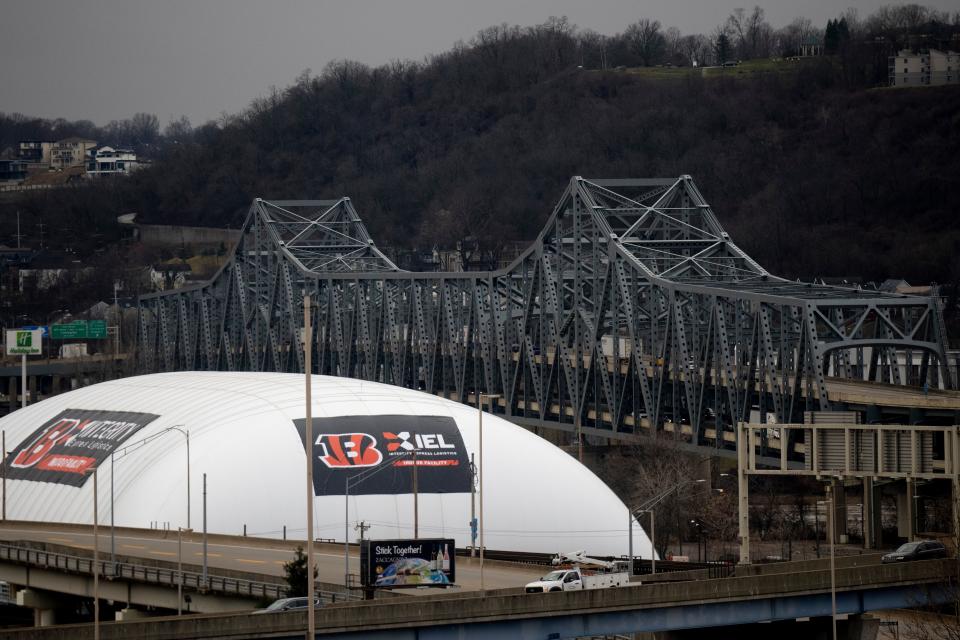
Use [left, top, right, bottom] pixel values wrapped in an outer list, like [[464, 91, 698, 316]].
[[360, 538, 456, 588], [294, 415, 471, 496], [4, 409, 160, 487]]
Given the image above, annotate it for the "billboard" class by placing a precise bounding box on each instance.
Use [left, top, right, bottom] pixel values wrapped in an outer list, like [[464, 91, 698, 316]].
[[294, 415, 471, 496], [6, 329, 42, 355], [4, 409, 160, 487], [360, 538, 456, 588]]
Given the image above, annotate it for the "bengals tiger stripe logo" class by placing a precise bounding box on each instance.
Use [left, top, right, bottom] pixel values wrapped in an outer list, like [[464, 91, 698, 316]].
[[315, 433, 383, 468]]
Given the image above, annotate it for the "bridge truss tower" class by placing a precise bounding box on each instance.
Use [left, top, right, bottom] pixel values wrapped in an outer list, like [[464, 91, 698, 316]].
[[136, 177, 954, 452]]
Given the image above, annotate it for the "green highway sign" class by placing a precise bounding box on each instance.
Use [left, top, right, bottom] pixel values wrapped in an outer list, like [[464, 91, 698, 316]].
[[88, 320, 107, 339], [51, 321, 86, 339], [51, 320, 108, 340]]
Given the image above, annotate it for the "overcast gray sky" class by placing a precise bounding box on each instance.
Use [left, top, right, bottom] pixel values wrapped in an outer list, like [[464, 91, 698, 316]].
[[2, 0, 956, 126]]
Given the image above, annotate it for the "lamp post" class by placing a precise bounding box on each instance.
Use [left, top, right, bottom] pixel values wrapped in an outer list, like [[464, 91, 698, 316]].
[[304, 293, 316, 640], [818, 487, 837, 640], [108, 425, 191, 567], [478, 393, 501, 593], [177, 527, 193, 615], [629, 479, 705, 575], [84, 465, 100, 640]]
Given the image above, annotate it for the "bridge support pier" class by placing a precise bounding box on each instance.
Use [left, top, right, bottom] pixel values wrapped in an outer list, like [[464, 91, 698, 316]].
[[738, 423, 750, 564], [862, 478, 878, 549], [116, 607, 154, 621], [898, 478, 916, 540], [16, 588, 61, 627]]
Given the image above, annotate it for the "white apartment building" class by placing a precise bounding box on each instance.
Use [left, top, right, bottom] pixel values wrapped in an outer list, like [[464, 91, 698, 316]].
[[890, 49, 959, 86]]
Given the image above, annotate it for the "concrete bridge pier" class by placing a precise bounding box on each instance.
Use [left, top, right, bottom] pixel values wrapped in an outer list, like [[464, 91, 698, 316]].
[[896, 478, 917, 540], [15, 588, 61, 627]]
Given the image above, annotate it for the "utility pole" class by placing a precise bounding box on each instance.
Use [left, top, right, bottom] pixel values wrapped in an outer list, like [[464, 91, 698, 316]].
[[14, 211, 23, 249], [354, 521, 370, 542], [469, 453, 476, 557], [412, 450, 418, 538]]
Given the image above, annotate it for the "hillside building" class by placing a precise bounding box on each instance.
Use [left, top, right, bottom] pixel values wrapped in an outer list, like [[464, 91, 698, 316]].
[[889, 49, 959, 86], [86, 146, 141, 176], [49, 137, 97, 170]]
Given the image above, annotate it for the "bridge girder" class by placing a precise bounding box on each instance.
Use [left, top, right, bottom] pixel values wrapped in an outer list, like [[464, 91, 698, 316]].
[[137, 176, 953, 451]]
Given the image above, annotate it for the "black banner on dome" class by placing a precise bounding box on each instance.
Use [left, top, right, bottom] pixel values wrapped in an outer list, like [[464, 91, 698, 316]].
[[294, 415, 471, 496], [4, 409, 160, 487]]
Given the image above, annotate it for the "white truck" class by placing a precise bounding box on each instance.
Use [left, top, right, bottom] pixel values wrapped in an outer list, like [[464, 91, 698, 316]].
[[524, 551, 631, 593]]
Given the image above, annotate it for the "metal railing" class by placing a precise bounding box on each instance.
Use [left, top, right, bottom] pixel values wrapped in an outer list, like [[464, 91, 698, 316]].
[[0, 543, 354, 604]]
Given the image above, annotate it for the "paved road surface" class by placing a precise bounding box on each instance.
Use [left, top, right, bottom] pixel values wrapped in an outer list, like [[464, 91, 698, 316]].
[[0, 523, 544, 594]]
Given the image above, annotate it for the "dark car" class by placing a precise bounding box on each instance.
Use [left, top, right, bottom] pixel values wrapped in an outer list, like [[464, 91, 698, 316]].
[[881, 540, 947, 564], [253, 597, 322, 614]]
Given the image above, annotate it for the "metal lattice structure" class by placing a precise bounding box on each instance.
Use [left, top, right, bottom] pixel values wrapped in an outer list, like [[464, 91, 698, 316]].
[[136, 177, 954, 452]]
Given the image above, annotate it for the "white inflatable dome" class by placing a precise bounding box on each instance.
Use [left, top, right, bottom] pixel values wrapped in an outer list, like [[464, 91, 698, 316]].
[[0, 372, 652, 558]]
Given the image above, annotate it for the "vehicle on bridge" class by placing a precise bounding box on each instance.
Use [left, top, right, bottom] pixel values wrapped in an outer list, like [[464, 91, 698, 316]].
[[254, 596, 323, 614], [881, 540, 948, 564], [526, 551, 630, 592], [525, 567, 630, 593]]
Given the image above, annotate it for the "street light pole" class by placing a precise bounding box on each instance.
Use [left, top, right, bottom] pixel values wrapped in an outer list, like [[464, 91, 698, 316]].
[[202, 473, 208, 586], [478, 393, 501, 593], [630, 479, 704, 575], [108, 425, 190, 570], [177, 527, 193, 615], [110, 454, 115, 568], [304, 293, 316, 640], [819, 488, 837, 640], [84, 465, 100, 640]]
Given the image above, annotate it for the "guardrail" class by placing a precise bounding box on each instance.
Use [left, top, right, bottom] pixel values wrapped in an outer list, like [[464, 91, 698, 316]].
[[0, 543, 355, 604]]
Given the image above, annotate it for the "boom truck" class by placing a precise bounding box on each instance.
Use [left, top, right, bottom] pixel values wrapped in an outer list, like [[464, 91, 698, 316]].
[[524, 550, 631, 593]]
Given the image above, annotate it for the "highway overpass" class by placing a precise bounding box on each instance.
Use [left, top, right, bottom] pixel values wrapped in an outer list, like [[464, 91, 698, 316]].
[[0, 555, 952, 639]]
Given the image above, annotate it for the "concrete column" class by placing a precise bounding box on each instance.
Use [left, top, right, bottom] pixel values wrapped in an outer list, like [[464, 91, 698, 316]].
[[862, 478, 874, 549], [52, 375, 60, 396], [7, 377, 16, 414], [844, 614, 880, 640], [17, 589, 61, 627], [832, 479, 848, 544], [738, 423, 751, 564], [28, 375, 37, 406], [116, 608, 152, 621], [953, 429, 960, 543], [898, 478, 916, 540]]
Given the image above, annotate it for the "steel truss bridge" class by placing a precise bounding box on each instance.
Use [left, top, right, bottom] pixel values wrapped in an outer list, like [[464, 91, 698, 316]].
[[136, 176, 955, 454]]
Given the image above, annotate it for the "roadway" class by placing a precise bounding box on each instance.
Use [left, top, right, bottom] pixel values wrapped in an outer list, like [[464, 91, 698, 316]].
[[0, 521, 544, 594], [0, 554, 951, 639]]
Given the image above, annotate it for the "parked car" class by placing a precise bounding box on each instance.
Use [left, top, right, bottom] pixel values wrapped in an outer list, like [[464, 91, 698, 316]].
[[881, 540, 947, 564], [253, 596, 322, 614]]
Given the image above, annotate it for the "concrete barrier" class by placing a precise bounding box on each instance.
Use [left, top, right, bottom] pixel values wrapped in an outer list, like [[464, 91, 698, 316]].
[[0, 557, 951, 639]]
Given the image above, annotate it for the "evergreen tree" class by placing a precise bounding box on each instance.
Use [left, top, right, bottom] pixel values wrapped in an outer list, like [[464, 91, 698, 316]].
[[824, 19, 839, 54], [283, 546, 318, 597], [716, 33, 731, 64], [837, 17, 850, 48]]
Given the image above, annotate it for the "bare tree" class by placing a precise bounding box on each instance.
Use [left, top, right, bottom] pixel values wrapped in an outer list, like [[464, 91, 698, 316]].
[[624, 19, 666, 66]]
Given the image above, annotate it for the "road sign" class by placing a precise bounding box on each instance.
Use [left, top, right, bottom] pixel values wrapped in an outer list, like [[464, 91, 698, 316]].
[[51, 320, 109, 340], [88, 320, 107, 339], [21, 325, 49, 338], [51, 321, 87, 339], [6, 329, 42, 355]]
